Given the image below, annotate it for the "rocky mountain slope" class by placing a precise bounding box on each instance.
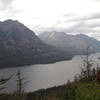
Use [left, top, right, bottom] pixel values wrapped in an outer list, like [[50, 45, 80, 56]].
[[0, 20, 72, 67], [39, 31, 100, 55]]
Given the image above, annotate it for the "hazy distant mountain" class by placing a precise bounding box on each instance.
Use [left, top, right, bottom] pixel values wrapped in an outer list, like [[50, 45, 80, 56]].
[[0, 20, 72, 67], [39, 31, 100, 55]]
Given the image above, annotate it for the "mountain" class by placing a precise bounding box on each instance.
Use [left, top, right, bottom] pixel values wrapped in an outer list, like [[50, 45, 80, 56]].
[[0, 20, 72, 67], [39, 31, 100, 55]]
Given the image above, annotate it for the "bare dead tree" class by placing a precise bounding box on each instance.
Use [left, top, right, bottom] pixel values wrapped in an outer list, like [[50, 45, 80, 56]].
[[80, 41, 94, 80], [15, 70, 29, 100]]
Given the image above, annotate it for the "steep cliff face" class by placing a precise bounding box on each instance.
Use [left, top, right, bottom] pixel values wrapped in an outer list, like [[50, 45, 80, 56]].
[[0, 20, 72, 67]]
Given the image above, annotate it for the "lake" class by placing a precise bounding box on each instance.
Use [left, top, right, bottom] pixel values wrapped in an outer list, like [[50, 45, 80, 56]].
[[0, 52, 100, 93]]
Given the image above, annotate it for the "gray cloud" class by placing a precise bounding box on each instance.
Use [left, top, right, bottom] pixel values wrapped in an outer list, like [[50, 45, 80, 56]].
[[1, 0, 14, 5], [65, 22, 95, 33], [0, 0, 14, 10], [0, 0, 22, 18], [37, 12, 100, 40], [65, 13, 100, 33], [63, 13, 100, 40], [85, 0, 100, 2], [63, 13, 100, 23], [88, 13, 100, 20], [91, 0, 100, 1]]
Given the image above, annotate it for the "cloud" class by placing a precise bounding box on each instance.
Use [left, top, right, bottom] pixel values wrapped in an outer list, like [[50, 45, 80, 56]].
[[0, 0, 14, 10], [65, 22, 94, 33], [64, 13, 100, 33], [1, 0, 14, 4], [36, 12, 100, 40], [61, 13, 100, 40], [91, 0, 100, 1], [87, 13, 100, 20], [0, 0, 100, 40], [0, 0, 22, 18], [62, 13, 100, 23]]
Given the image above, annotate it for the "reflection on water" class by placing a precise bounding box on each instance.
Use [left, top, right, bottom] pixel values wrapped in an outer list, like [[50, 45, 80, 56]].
[[0, 53, 100, 93]]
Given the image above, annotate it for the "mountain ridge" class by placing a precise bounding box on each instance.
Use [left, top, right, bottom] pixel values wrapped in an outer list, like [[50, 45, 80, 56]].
[[39, 31, 100, 55], [0, 20, 72, 68]]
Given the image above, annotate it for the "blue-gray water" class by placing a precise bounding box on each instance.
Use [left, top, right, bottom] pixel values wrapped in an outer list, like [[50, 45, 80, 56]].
[[0, 53, 100, 93]]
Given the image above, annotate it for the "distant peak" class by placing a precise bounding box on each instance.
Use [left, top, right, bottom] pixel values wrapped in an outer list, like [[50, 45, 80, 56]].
[[51, 31, 66, 35], [51, 31, 57, 33], [76, 33, 88, 37], [0, 19, 23, 25], [3, 19, 19, 23], [0, 19, 26, 29]]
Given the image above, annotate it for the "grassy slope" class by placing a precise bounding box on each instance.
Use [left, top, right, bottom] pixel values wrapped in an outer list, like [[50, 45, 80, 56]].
[[26, 80, 100, 100]]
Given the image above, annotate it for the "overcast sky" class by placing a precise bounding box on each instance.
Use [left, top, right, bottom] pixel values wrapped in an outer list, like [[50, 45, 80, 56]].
[[0, 0, 100, 40]]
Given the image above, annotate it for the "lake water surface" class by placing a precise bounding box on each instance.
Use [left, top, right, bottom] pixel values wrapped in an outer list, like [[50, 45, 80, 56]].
[[0, 53, 100, 93]]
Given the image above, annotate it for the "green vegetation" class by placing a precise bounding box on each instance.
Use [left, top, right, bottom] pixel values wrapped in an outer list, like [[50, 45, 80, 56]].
[[1, 80, 100, 100], [26, 68, 100, 100], [0, 65, 100, 100]]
